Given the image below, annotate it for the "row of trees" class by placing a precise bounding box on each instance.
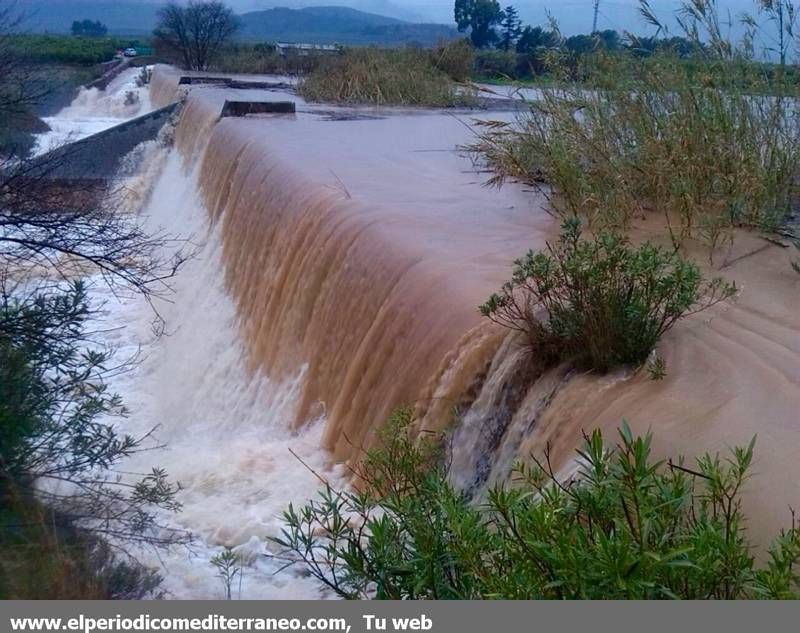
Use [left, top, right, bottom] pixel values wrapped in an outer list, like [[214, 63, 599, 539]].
[[71, 19, 107, 38], [454, 0, 699, 55], [455, 0, 797, 63]]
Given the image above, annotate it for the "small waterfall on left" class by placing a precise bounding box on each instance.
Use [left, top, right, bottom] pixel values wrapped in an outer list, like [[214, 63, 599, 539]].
[[31, 69, 342, 599]]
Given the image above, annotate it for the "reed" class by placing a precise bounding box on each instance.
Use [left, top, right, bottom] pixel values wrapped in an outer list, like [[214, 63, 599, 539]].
[[468, 52, 800, 251], [298, 47, 477, 107]]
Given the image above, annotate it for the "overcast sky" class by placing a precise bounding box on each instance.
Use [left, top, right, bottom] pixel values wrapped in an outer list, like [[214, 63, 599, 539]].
[[52, 0, 766, 37]]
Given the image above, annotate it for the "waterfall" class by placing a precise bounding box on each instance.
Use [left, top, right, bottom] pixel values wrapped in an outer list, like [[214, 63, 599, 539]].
[[36, 64, 800, 597], [144, 64, 800, 563]]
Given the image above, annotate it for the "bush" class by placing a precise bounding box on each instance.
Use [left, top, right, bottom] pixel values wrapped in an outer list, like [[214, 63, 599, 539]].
[[299, 48, 477, 107], [7, 35, 123, 65], [430, 38, 475, 82], [0, 496, 162, 599], [0, 281, 187, 549], [479, 219, 735, 372], [275, 412, 800, 599], [473, 49, 518, 80]]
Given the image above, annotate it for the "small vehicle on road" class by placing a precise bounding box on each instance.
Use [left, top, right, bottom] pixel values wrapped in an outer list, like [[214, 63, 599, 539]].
[[123, 47, 138, 57]]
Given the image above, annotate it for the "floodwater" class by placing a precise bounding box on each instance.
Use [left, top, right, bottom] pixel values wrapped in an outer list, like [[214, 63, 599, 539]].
[[33, 68, 154, 156], [34, 64, 800, 597]]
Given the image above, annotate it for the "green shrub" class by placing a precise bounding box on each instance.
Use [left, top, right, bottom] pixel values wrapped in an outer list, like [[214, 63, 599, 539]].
[[0, 281, 186, 549], [479, 219, 735, 372], [473, 49, 518, 79], [275, 412, 800, 599], [298, 48, 476, 107], [7, 35, 124, 65]]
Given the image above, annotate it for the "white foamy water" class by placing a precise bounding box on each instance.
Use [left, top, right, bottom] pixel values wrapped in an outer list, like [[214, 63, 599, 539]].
[[92, 154, 341, 599], [33, 68, 155, 156], [35, 68, 340, 600]]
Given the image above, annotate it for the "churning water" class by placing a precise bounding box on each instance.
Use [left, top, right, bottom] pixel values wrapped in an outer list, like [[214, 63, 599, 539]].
[[36, 65, 800, 597]]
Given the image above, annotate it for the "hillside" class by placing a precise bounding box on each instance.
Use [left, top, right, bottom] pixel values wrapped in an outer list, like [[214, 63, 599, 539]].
[[238, 7, 457, 45], [18, 2, 456, 45]]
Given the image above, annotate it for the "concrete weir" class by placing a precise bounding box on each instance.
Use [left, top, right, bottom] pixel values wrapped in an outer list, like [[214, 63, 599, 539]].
[[29, 103, 180, 182], [221, 100, 297, 117]]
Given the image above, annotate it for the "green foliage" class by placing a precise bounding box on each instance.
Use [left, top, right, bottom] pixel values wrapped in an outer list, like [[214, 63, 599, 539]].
[[454, 0, 503, 48], [498, 6, 522, 52], [479, 220, 735, 372], [276, 414, 800, 599], [473, 49, 518, 79], [7, 35, 123, 65], [647, 354, 667, 380], [298, 48, 476, 107], [0, 497, 162, 599], [468, 1, 800, 245], [71, 20, 108, 38], [430, 39, 475, 83], [0, 281, 185, 547], [211, 43, 326, 75], [210, 548, 243, 600]]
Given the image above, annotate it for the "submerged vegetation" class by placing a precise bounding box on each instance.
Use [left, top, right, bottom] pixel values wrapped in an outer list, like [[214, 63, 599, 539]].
[[480, 219, 735, 372], [277, 411, 800, 600], [467, 54, 800, 248], [467, 1, 800, 251], [298, 47, 477, 107]]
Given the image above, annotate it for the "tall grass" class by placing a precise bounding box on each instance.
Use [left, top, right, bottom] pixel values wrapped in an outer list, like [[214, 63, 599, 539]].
[[0, 494, 161, 599], [298, 48, 477, 107], [211, 44, 326, 76], [467, 52, 800, 250]]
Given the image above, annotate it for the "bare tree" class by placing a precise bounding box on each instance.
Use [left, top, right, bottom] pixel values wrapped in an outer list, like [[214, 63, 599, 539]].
[[0, 2, 52, 157], [154, 1, 238, 71]]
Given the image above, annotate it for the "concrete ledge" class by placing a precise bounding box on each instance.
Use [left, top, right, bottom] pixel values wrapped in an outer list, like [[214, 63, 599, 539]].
[[221, 100, 296, 117], [27, 102, 180, 181], [179, 76, 295, 91]]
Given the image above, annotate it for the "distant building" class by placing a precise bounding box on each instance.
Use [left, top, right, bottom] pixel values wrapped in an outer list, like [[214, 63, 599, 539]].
[[275, 42, 340, 57]]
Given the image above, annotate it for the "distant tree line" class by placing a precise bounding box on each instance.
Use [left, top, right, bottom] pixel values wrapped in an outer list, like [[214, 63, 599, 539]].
[[71, 19, 108, 38], [453, 0, 711, 80]]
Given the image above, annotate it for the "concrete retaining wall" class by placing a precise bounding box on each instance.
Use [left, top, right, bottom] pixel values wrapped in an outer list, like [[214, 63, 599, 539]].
[[30, 102, 179, 181]]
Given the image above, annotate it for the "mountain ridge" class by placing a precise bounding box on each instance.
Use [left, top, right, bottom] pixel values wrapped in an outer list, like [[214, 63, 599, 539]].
[[238, 6, 457, 45]]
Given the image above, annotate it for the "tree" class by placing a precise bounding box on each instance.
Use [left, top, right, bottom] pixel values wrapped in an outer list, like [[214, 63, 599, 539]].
[[595, 28, 621, 50], [454, 0, 503, 48], [565, 33, 597, 54], [498, 5, 522, 51], [0, 2, 49, 155], [153, 1, 238, 71], [71, 19, 108, 37], [515, 24, 560, 74], [516, 25, 559, 54]]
